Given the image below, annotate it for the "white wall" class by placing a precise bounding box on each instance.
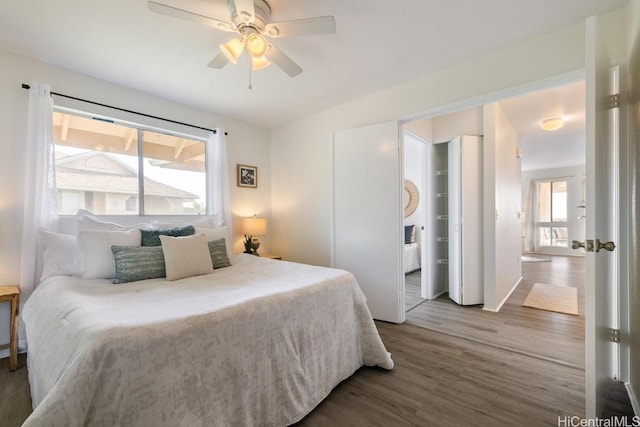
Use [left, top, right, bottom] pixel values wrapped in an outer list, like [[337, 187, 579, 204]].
[[0, 48, 271, 352], [403, 133, 423, 239], [521, 166, 587, 256], [483, 103, 523, 311], [271, 16, 608, 267], [431, 108, 483, 143]]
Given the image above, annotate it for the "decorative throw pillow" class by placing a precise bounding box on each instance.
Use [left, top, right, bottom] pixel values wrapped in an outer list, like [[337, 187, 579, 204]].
[[196, 227, 232, 258], [140, 225, 195, 246], [208, 238, 231, 269], [111, 246, 166, 284], [404, 225, 416, 244], [77, 229, 142, 279], [39, 229, 77, 282], [160, 233, 214, 281]]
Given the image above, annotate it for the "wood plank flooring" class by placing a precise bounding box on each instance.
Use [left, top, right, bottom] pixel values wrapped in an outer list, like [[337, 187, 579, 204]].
[[405, 255, 585, 367], [405, 270, 424, 311]]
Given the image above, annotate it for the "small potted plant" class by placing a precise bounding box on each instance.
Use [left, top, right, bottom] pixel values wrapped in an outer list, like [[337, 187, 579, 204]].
[[243, 234, 254, 254]]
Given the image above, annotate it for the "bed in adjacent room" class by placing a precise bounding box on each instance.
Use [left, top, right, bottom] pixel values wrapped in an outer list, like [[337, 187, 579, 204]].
[[21, 213, 393, 426]]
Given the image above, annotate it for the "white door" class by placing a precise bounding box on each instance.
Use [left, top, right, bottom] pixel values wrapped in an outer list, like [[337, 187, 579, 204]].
[[332, 121, 404, 323], [448, 136, 483, 305], [584, 15, 619, 418]]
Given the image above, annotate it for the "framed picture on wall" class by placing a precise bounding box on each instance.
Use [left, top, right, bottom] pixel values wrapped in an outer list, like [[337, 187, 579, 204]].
[[237, 164, 258, 188]]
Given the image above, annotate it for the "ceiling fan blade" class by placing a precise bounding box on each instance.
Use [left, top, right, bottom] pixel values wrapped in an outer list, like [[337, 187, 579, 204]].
[[266, 43, 302, 77], [148, 1, 235, 32], [233, 0, 255, 24], [207, 52, 230, 69], [264, 16, 336, 38]]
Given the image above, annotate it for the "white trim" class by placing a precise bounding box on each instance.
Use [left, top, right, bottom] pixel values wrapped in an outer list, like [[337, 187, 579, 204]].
[[626, 382, 639, 416], [483, 276, 523, 312]]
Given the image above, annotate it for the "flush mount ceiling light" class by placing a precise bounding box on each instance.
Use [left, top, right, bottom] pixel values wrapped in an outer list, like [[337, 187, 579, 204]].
[[148, 0, 336, 81], [541, 117, 565, 131]]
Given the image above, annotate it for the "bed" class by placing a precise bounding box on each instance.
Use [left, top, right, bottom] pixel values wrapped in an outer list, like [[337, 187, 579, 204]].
[[22, 214, 393, 426], [404, 225, 420, 274]]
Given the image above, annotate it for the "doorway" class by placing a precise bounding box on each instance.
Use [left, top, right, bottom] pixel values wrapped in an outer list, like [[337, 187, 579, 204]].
[[401, 80, 588, 365]]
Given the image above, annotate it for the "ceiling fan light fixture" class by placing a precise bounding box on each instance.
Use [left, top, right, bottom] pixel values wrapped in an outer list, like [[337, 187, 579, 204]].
[[541, 117, 565, 131], [220, 38, 244, 64], [245, 33, 268, 58], [251, 56, 271, 70]]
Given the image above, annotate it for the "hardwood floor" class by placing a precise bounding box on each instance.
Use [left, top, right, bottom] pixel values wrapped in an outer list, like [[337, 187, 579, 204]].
[[405, 270, 425, 311], [405, 255, 585, 367]]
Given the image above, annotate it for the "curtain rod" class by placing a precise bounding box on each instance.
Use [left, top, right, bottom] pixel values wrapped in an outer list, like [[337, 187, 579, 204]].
[[21, 83, 227, 135]]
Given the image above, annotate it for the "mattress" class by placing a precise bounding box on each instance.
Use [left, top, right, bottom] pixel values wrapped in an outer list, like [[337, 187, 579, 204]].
[[404, 242, 421, 273], [22, 254, 393, 426]]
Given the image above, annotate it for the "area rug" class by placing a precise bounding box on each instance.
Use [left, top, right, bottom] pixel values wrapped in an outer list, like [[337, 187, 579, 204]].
[[522, 283, 579, 315]]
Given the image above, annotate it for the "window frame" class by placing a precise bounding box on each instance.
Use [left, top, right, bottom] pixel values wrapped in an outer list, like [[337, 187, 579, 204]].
[[53, 106, 209, 217], [536, 179, 569, 248]]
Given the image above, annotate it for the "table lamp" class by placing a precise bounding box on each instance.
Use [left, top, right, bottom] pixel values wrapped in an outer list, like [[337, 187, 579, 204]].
[[243, 216, 267, 255]]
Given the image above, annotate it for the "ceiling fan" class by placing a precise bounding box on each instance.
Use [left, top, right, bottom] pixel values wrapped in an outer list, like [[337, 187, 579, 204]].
[[148, 0, 336, 78]]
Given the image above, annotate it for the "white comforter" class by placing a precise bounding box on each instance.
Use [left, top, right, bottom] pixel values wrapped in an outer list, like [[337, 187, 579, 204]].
[[22, 255, 393, 426]]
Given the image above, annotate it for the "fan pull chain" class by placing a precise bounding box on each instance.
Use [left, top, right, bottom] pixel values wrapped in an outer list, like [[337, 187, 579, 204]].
[[248, 60, 253, 90]]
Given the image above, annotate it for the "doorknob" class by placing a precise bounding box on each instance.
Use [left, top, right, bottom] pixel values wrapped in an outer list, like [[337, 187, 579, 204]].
[[571, 240, 585, 250], [595, 239, 616, 252], [572, 240, 595, 252], [572, 239, 615, 252]]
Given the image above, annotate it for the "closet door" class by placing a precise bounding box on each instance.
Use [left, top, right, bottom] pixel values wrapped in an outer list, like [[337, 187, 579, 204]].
[[448, 136, 483, 305], [332, 121, 404, 323]]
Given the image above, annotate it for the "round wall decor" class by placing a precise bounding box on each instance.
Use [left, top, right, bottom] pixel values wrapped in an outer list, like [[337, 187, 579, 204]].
[[403, 179, 419, 218]]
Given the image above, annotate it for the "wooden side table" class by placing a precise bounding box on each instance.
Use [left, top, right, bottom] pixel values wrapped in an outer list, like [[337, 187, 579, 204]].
[[0, 286, 20, 371]]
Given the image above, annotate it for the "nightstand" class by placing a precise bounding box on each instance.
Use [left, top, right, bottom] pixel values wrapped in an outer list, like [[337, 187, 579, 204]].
[[0, 285, 20, 371], [261, 254, 282, 260]]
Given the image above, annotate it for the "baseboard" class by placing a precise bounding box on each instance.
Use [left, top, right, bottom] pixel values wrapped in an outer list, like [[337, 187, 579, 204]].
[[482, 276, 523, 313], [627, 382, 639, 416], [0, 348, 7, 359]]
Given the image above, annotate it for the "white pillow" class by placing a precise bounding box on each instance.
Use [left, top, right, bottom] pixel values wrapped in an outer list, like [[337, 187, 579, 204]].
[[76, 209, 151, 232], [196, 227, 232, 256], [153, 217, 216, 229], [77, 229, 141, 279], [39, 230, 77, 282], [160, 233, 214, 281]]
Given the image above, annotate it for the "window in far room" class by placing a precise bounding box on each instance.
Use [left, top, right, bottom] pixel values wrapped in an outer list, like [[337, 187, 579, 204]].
[[537, 180, 568, 247], [52, 111, 206, 216]]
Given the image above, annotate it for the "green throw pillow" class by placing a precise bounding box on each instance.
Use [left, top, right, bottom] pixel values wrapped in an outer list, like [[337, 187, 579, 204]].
[[140, 225, 195, 246], [111, 245, 166, 284], [208, 238, 231, 269]]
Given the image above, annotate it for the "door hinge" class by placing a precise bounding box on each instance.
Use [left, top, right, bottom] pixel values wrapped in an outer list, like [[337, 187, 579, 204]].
[[609, 93, 620, 109], [610, 328, 621, 343]]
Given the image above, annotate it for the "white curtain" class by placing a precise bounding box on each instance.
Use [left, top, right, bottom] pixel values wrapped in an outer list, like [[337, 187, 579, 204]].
[[523, 179, 539, 253], [20, 82, 58, 298], [206, 129, 232, 228]]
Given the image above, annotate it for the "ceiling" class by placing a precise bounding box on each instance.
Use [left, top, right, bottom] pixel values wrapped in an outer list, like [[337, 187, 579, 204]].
[[0, 0, 626, 131], [499, 81, 586, 171]]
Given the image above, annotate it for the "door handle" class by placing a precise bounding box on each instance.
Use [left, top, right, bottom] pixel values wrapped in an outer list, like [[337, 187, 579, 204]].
[[595, 239, 616, 252], [572, 239, 615, 252], [571, 240, 585, 250], [572, 240, 595, 252]]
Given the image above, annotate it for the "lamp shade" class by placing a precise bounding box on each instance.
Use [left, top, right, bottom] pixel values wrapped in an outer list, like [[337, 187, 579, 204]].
[[243, 217, 267, 236], [220, 38, 244, 64]]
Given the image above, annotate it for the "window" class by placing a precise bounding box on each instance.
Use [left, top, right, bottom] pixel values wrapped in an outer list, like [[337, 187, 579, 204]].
[[537, 181, 568, 247], [53, 111, 206, 215]]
